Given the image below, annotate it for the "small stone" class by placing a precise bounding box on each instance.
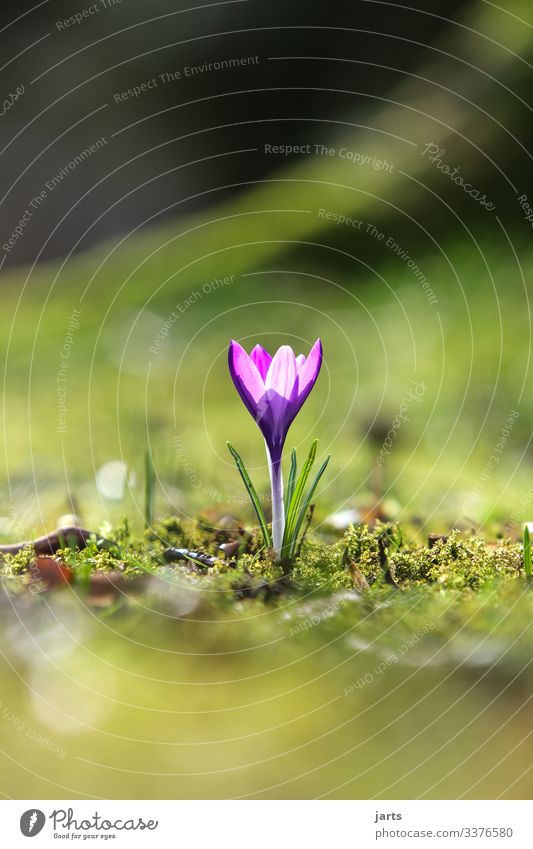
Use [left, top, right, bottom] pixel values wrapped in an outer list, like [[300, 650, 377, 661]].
[[219, 541, 240, 558], [325, 508, 361, 530]]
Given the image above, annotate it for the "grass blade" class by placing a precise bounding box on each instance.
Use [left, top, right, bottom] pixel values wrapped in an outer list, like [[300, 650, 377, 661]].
[[227, 442, 272, 548], [289, 454, 331, 558], [284, 449, 297, 512], [282, 440, 318, 551], [524, 524, 532, 577], [145, 448, 155, 528]]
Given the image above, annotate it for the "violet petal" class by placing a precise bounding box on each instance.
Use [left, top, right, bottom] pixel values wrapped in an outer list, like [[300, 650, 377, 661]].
[[250, 344, 273, 380]]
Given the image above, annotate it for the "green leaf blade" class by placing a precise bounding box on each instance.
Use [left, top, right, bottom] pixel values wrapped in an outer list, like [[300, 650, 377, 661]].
[[282, 440, 318, 552], [284, 449, 298, 513], [227, 442, 272, 548], [288, 454, 331, 559], [145, 448, 155, 529], [524, 524, 532, 577]]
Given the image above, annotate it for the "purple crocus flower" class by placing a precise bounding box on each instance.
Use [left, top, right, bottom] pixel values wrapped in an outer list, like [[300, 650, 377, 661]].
[[228, 339, 322, 555]]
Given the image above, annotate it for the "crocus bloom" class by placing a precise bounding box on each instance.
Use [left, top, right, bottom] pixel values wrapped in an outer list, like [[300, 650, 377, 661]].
[[228, 339, 322, 555]]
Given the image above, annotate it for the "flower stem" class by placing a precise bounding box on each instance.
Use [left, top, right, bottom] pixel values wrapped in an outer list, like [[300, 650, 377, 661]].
[[266, 444, 284, 558]]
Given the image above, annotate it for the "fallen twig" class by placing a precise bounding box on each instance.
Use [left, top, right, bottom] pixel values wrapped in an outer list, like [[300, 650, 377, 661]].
[[0, 525, 113, 556]]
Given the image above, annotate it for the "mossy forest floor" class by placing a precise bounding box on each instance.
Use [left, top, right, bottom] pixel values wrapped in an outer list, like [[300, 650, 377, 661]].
[[1, 516, 529, 603]]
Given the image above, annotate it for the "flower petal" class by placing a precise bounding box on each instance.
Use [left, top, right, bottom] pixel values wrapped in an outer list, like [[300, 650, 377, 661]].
[[296, 339, 323, 405], [228, 340, 265, 421], [250, 344, 272, 380], [265, 345, 298, 399], [228, 339, 323, 463], [259, 346, 299, 455]]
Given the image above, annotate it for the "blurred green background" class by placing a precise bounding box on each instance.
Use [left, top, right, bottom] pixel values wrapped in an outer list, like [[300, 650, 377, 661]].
[[1, 0, 533, 536], [1, 0, 533, 801]]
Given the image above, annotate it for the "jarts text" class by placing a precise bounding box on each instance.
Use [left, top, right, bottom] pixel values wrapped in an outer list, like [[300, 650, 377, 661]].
[[374, 811, 402, 823]]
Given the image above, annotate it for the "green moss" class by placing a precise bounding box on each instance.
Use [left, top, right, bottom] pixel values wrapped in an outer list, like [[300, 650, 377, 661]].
[[292, 541, 349, 590], [390, 531, 522, 589], [0, 519, 526, 600], [144, 516, 188, 550], [343, 522, 403, 582], [55, 535, 157, 579], [292, 525, 524, 594], [1, 545, 35, 574]]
